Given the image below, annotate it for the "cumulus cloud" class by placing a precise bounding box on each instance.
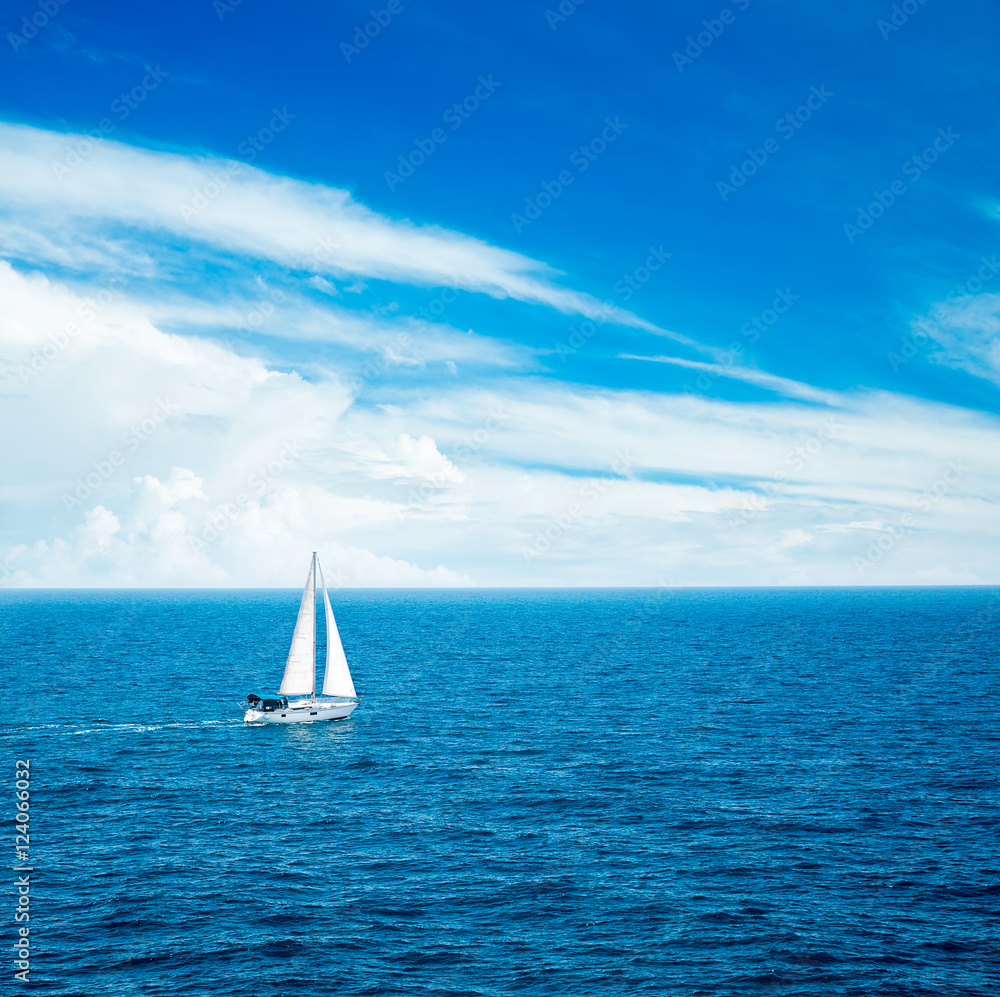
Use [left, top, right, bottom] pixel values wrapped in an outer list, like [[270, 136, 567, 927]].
[[0, 479, 471, 587], [0, 261, 469, 585], [770, 528, 814, 551]]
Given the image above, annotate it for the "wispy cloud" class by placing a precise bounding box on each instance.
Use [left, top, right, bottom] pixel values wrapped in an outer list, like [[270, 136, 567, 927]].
[[617, 353, 840, 404], [0, 121, 679, 335], [922, 291, 1000, 386]]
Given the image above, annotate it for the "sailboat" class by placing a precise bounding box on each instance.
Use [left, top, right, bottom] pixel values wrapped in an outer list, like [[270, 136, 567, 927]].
[[243, 552, 360, 723]]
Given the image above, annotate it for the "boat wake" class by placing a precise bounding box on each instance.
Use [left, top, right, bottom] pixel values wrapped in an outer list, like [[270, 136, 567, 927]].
[[12, 720, 238, 736]]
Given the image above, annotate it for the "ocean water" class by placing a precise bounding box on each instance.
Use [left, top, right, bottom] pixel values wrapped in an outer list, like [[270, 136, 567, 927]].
[[3, 586, 999, 996]]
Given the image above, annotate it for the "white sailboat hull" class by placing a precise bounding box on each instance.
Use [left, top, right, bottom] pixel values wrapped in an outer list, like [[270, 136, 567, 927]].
[[245, 699, 359, 724]]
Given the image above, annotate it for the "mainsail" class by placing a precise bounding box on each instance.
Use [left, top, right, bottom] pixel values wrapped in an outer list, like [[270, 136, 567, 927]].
[[279, 554, 317, 695], [319, 560, 357, 698]]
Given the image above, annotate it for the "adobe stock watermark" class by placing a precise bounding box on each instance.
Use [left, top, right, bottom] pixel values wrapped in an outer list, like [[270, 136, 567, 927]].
[[13, 758, 32, 984], [177, 107, 295, 220], [843, 127, 959, 244], [727, 417, 840, 533], [648, 577, 680, 604], [612, 246, 672, 301], [716, 86, 833, 201], [396, 407, 509, 522], [340, 1, 414, 63], [451, 404, 509, 460], [960, 589, 1000, 640], [681, 288, 798, 403], [61, 399, 178, 511], [213, 0, 245, 20], [385, 75, 501, 191], [521, 450, 634, 562], [17, 272, 129, 384], [887, 255, 1000, 373], [236, 107, 296, 162], [739, 288, 798, 343], [852, 460, 970, 575], [672, 0, 751, 73], [414, 286, 462, 323], [222, 286, 287, 351], [545, 0, 587, 30], [552, 245, 671, 362], [679, 344, 751, 400], [189, 442, 302, 554], [877, 0, 930, 40], [394, 459, 461, 522], [50, 66, 170, 179], [356, 332, 416, 384], [7, 0, 69, 53], [510, 117, 627, 234]]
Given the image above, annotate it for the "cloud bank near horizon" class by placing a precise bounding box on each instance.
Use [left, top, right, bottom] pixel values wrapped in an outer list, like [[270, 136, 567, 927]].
[[1, 122, 998, 587]]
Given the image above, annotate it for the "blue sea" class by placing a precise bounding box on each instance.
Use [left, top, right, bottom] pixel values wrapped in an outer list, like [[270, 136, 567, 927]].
[[3, 587, 999, 996]]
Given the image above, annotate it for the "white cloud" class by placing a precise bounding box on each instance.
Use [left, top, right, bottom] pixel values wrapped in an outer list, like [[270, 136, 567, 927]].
[[0, 121, 686, 337], [0, 262, 469, 585], [770, 528, 814, 551], [392, 433, 465, 483], [815, 520, 886, 534], [0, 123, 997, 587], [618, 353, 840, 404], [0, 480, 471, 588], [924, 292, 1000, 385]]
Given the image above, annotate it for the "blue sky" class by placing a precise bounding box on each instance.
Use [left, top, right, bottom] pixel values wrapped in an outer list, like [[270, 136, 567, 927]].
[[0, 0, 998, 585]]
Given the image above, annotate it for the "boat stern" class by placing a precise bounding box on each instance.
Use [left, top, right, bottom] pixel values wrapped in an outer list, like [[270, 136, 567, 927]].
[[243, 692, 286, 722]]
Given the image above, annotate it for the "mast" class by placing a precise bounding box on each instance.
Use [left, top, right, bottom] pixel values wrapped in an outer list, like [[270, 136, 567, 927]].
[[310, 551, 317, 697]]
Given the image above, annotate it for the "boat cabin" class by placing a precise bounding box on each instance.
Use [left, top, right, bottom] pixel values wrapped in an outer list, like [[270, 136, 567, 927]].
[[246, 694, 288, 712]]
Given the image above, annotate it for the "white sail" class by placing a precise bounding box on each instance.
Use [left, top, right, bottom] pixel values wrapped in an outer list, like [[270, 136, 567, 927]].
[[279, 554, 316, 695], [319, 560, 357, 698]]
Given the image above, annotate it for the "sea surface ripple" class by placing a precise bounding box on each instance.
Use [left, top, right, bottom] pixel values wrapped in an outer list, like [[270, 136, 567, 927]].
[[2, 587, 999, 996]]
